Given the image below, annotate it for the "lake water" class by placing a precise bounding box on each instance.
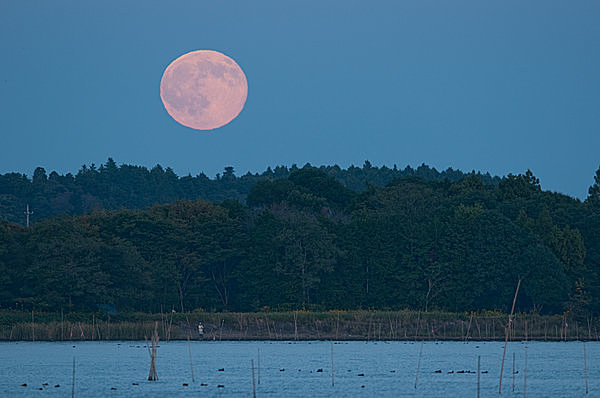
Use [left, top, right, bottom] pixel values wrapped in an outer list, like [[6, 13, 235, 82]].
[[0, 340, 596, 397]]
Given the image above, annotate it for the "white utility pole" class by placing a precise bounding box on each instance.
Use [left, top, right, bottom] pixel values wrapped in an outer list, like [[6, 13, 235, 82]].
[[24, 204, 33, 228]]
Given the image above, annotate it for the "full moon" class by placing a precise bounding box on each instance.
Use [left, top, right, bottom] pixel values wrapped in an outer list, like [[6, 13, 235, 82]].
[[160, 50, 248, 130]]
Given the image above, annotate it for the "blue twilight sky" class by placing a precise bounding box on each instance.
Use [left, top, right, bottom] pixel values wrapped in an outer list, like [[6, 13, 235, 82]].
[[1, 1, 599, 199]]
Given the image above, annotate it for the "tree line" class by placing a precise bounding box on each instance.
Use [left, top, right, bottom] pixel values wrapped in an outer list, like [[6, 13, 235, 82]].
[[1, 163, 599, 319], [0, 158, 499, 225]]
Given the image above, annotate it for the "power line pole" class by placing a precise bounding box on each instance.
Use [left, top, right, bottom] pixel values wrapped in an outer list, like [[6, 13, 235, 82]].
[[24, 204, 33, 228]]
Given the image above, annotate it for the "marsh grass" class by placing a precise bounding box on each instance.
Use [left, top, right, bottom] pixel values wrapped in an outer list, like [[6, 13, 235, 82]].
[[1, 310, 598, 341]]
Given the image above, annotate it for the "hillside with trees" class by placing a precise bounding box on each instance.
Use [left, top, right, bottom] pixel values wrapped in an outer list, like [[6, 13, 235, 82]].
[[0, 158, 499, 225], [1, 163, 599, 319]]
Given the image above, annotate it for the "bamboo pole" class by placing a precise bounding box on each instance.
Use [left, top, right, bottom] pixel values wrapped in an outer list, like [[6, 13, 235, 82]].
[[258, 348, 261, 385], [331, 341, 335, 387], [414, 340, 424, 389], [71, 357, 76, 398], [512, 352, 515, 392], [146, 323, 159, 381], [524, 320, 528, 398], [251, 359, 256, 398], [465, 313, 473, 342], [187, 335, 195, 382], [584, 342, 589, 394], [499, 278, 521, 394], [477, 356, 481, 398]]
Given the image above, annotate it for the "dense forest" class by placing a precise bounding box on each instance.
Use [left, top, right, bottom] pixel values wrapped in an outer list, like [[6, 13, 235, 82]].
[[1, 161, 599, 320], [0, 158, 499, 225]]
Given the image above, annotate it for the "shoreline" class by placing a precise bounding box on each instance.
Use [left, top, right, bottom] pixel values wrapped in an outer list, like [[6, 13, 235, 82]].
[[1, 310, 597, 342]]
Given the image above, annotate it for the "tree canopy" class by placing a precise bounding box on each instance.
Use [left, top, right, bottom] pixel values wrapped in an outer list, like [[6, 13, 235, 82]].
[[1, 162, 599, 318]]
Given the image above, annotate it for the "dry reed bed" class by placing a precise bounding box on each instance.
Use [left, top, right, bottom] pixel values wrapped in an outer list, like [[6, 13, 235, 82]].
[[1, 311, 598, 342]]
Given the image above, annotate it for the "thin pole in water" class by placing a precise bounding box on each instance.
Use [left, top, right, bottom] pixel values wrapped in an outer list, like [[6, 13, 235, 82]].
[[331, 341, 335, 387], [512, 352, 515, 392], [524, 320, 528, 398], [258, 347, 261, 385], [31, 309, 34, 342], [584, 341, 589, 394], [477, 355, 481, 398], [414, 340, 424, 389], [499, 278, 521, 394], [187, 335, 195, 383], [251, 359, 256, 398], [71, 357, 76, 398]]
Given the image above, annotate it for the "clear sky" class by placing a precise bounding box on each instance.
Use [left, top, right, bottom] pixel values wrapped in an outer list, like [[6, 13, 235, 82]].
[[1, 1, 599, 199]]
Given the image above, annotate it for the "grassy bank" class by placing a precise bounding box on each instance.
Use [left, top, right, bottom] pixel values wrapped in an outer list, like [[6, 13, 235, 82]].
[[1, 310, 598, 342]]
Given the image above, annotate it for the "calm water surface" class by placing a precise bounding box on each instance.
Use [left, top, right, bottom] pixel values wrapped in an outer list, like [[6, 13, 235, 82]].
[[0, 340, 597, 397]]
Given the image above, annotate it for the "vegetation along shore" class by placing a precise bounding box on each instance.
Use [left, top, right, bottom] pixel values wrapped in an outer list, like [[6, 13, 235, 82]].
[[2, 161, 600, 338], [2, 310, 599, 342]]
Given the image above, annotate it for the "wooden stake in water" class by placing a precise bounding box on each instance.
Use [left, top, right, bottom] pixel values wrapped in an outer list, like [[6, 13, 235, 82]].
[[512, 352, 515, 392], [31, 309, 35, 342], [71, 357, 76, 398], [251, 359, 257, 398], [257, 348, 261, 385], [499, 278, 521, 394], [584, 341, 589, 394], [524, 320, 528, 398], [414, 340, 424, 389], [331, 341, 335, 387], [187, 335, 195, 382], [477, 355, 481, 398], [146, 323, 159, 381]]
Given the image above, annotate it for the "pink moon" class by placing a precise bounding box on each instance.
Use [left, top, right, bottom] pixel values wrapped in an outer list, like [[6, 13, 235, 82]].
[[160, 50, 248, 130]]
